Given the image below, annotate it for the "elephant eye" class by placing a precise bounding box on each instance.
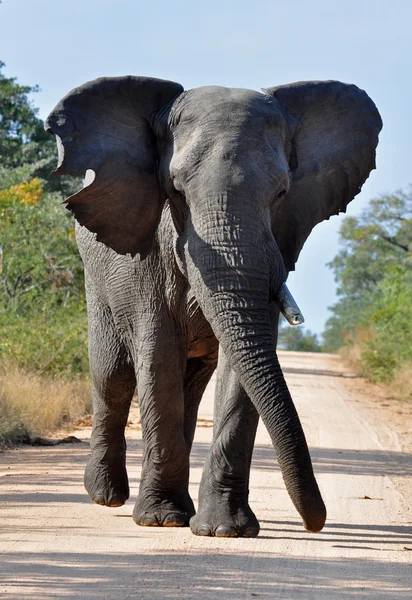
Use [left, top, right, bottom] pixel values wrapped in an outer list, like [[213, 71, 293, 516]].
[[276, 187, 287, 200]]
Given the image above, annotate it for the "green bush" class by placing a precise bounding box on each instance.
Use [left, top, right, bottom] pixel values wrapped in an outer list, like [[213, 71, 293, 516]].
[[360, 265, 412, 382], [0, 179, 88, 376], [324, 189, 412, 395], [0, 310, 88, 375]]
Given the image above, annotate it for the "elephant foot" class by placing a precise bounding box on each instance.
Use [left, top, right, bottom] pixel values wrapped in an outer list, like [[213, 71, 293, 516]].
[[133, 491, 195, 527], [84, 454, 129, 508], [190, 499, 260, 538]]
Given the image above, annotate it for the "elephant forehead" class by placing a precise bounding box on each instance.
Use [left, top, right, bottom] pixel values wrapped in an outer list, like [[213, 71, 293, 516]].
[[172, 86, 285, 128], [188, 86, 261, 103]]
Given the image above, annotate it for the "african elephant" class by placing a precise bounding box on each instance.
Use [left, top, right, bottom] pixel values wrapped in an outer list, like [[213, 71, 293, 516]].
[[45, 77, 381, 537]]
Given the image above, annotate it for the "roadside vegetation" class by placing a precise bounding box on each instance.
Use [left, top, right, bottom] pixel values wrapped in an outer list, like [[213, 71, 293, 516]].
[[0, 372, 91, 444], [0, 62, 89, 444], [278, 321, 322, 353], [323, 190, 412, 400]]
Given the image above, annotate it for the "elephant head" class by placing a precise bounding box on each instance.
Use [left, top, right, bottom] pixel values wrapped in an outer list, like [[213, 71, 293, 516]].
[[45, 76, 381, 532]]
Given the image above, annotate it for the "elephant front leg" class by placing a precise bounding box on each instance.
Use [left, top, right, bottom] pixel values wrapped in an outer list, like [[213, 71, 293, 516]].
[[85, 305, 136, 508], [190, 349, 260, 537], [133, 338, 195, 527]]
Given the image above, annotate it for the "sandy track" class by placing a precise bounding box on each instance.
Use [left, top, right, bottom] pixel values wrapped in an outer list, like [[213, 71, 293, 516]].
[[1, 351, 411, 599]]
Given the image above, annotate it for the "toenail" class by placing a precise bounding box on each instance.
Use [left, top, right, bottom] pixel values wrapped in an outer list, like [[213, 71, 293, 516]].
[[163, 514, 185, 527], [215, 525, 238, 538], [92, 495, 106, 506], [138, 516, 160, 526], [196, 525, 212, 536], [243, 527, 259, 538]]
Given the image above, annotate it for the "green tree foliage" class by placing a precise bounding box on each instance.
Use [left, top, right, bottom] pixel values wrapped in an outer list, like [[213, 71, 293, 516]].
[[0, 63, 87, 375], [323, 189, 412, 385], [0, 183, 83, 313], [0, 61, 80, 195], [329, 191, 411, 298], [0, 176, 88, 374], [359, 264, 412, 382], [0, 61, 47, 167]]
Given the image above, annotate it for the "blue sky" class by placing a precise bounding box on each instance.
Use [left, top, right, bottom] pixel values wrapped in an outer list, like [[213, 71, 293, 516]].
[[1, 0, 411, 333]]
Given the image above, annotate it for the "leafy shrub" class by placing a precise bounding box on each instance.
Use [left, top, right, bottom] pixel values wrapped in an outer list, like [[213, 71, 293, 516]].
[[0, 185, 84, 315], [0, 310, 88, 375], [324, 189, 412, 398], [0, 177, 88, 376], [360, 265, 412, 382]]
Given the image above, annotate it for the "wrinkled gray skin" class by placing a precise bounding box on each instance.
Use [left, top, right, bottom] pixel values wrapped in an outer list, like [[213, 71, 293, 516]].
[[45, 78, 381, 537]]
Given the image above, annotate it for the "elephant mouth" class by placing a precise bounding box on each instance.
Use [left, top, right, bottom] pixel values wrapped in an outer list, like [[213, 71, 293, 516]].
[[187, 337, 218, 360]]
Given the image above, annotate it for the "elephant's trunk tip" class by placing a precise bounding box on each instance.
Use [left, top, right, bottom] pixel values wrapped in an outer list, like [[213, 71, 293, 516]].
[[302, 505, 327, 533]]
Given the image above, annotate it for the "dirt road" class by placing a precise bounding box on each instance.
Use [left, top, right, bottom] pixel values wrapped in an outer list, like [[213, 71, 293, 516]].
[[1, 352, 411, 599]]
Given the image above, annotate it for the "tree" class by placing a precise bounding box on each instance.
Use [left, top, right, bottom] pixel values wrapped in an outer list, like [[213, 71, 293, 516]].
[[359, 263, 412, 381], [0, 178, 88, 374], [278, 321, 322, 352], [0, 61, 50, 167], [0, 182, 84, 314], [328, 191, 411, 295], [0, 61, 80, 195], [323, 189, 412, 351]]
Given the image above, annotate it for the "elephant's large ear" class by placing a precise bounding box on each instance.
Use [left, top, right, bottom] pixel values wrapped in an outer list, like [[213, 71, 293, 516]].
[[45, 76, 183, 257], [264, 81, 382, 271]]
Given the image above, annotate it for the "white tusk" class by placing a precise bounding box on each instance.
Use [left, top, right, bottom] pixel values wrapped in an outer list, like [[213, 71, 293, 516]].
[[55, 135, 65, 169], [84, 169, 96, 188], [275, 282, 305, 326]]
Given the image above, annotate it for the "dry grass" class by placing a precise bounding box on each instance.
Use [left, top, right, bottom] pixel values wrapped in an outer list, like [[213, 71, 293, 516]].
[[391, 362, 412, 403], [0, 368, 91, 444], [339, 327, 374, 374]]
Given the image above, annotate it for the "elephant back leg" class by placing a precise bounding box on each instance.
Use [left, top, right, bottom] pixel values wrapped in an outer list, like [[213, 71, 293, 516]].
[[183, 355, 217, 451], [85, 300, 136, 508]]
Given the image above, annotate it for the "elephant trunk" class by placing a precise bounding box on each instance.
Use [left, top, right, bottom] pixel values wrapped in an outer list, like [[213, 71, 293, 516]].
[[185, 201, 326, 532]]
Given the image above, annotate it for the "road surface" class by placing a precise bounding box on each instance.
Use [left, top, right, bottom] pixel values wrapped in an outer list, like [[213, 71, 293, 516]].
[[1, 351, 411, 599]]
